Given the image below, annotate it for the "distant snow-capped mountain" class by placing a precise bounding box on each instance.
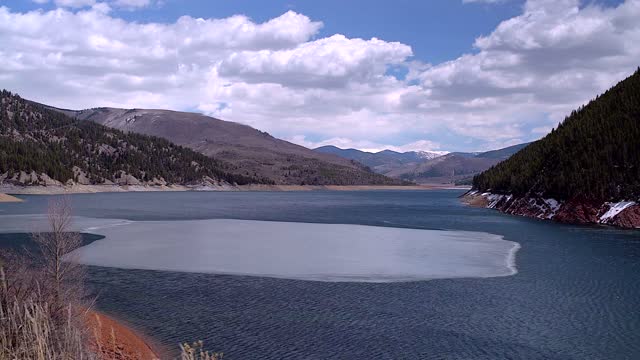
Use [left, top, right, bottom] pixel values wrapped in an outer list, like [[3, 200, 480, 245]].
[[416, 150, 450, 160], [315, 143, 528, 184]]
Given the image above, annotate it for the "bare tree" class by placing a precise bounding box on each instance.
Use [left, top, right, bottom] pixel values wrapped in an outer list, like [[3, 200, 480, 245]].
[[31, 196, 86, 320], [0, 196, 94, 359]]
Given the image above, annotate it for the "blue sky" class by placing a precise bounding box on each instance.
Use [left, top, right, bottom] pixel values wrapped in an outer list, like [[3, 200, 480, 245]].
[[117, 0, 526, 64], [5, 0, 529, 63], [0, 0, 636, 152]]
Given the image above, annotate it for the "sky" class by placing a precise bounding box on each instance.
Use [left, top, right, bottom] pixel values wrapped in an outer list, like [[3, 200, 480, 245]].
[[0, 0, 637, 152]]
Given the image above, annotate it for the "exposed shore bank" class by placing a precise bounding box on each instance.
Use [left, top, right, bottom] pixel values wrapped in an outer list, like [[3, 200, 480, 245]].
[[463, 191, 640, 229], [88, 310, 163, 360], [0, 193, 23, 202], [1, 183, 469, 195]]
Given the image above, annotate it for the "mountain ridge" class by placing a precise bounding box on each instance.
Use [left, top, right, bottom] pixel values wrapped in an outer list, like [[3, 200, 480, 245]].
[[47, 106, 402, 186], [316, 143, 528, 184], [0, 90, 264, 187]]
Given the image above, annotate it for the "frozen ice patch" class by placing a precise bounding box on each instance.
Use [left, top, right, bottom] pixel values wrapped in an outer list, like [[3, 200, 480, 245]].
[[70, 219, 519, 283]]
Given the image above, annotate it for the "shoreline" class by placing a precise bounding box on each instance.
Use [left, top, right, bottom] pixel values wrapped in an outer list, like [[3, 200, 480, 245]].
[[88, 309, 165, 359], [462, 191, 640, 229], [0, 193, 23, 202], [2, 183, 470, 195]]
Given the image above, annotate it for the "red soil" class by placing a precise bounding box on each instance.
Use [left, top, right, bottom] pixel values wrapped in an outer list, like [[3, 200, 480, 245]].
[[87, 310, 161, 360]]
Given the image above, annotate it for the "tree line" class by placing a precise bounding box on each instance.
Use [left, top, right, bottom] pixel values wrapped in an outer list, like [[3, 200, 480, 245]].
[[473, 68, 640, 201], [0, 90, 273, 186]]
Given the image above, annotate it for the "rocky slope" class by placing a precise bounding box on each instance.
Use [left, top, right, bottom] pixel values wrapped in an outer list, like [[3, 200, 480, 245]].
[[48, 106, 401, 186], [464, 191, 639, 228]]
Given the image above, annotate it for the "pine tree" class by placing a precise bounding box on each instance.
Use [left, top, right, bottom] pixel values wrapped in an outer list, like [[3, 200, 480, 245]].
[[473, 69, 640, 202]]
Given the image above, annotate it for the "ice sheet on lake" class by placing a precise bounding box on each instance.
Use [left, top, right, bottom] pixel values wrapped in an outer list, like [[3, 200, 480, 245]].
[[0, 215, 519, 282], [70, 219, 519, 282]]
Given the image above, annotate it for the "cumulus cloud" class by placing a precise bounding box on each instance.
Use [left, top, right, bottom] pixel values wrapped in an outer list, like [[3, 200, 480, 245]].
[[2, 0, 639, 152], [218, 35, 412, 88], [54, 0, 96, 8], [413, 0, 640, 146], [112, 0, 151, 8]]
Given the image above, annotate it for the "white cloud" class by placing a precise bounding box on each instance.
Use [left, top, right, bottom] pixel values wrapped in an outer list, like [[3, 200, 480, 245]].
[[1, 0, 639, 152], [412, 0, 640, 146], [218, 35, 412, 88], [112, 0, 151, 8], [54, 0, 96, 8]]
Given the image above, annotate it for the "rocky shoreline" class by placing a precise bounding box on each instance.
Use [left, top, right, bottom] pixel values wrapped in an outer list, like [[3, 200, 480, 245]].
[[463, 191, 640, 229]]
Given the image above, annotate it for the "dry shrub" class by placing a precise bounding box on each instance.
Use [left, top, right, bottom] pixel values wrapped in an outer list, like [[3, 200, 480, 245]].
[[180, 341, 223, 360], [0, 196, 95, 359], [0, 196, 222, 359], [0, 281, 92, 360]]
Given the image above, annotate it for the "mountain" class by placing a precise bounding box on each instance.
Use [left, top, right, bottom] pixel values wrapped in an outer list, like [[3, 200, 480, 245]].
[[376, 149, 446, 161], [316, 143, 527, 184], [386, 153, 503, 184], [474, 143, 530, 159], [448, 152, 480, 158], [49, 107, 401, 186], [0, 90, 263, 187], [470, 68, 640, 228], [314, 146, 448, 174], [314, 146, 383, 166]]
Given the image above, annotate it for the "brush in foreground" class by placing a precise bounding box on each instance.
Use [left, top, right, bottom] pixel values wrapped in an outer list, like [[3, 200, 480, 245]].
[[180, 341, 223, 360]]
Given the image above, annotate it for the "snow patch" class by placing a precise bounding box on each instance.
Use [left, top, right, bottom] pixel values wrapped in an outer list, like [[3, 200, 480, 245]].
[[479, 193, 562, 220], [600, 201, 636, 222], [416, 151, 449, 160], [541, 198, 561, 219], [486, 194, 509, 208], [522, 197, 561, 219]]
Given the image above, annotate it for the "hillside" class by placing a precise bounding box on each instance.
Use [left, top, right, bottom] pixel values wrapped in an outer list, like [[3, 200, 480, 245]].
[[316, 144, 526, 184], [50, 107, 401, 186], [0, 90, 263, 187], [470, 68, 640, 228], [314, 146, 445, 173], [388, 153, 503, 184], [474, 143, 530, 159]]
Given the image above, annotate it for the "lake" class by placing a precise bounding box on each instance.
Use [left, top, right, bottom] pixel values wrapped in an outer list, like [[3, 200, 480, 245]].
[[1, 190, 639, 359]]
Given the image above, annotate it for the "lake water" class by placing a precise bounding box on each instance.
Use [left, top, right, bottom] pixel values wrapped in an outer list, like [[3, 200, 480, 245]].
[[1, 190, 639, 359]]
